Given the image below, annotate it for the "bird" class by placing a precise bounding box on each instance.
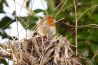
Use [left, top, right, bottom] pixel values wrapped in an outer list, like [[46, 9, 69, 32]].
[[36, 16, 56, 37]]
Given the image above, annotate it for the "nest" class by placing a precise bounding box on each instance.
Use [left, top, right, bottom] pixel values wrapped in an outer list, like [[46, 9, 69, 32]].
[[0, 32, 83, 65]]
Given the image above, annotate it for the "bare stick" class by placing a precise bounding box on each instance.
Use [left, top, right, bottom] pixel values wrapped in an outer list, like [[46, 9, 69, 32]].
[[73, 0, 78, 56]]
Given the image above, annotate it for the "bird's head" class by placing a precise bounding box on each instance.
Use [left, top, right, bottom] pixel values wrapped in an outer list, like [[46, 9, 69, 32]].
[[46, 16, 55, 27]]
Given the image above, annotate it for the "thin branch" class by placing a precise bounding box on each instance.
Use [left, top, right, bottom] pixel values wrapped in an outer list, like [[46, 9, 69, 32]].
[[77, 5, 98, 21], [73, 0, 78, 56], [53, 0, 78, 21], [54, 0, 68, 17], [63, 22, 98, 28], [51, 0, 63, 16]]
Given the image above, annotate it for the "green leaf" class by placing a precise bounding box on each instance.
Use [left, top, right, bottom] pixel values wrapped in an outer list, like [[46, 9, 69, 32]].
[[27, 16, 38, 29], [47, 8, 53, 15], [0, 16, 12, 29], [0, 0, 5, 11], [28, 15, 38, 22], [33, 9, 44, 13]]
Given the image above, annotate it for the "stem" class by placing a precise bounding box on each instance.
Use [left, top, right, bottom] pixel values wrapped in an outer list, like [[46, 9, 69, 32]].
[[73, 0, 78, 56]]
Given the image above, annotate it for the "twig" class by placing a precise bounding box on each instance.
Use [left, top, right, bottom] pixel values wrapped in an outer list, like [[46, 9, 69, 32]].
[[73, 0, 78, 56], [77, 5, 98, 21], [51, 0, 63, 16], [54, 0, 68, 17]]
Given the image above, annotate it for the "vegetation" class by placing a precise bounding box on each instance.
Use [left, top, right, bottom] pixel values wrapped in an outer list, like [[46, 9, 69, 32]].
[[0, 0, 98, 65]]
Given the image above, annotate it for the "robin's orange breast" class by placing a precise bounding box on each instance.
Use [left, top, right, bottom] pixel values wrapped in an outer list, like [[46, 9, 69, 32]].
[[47, 16, 55, 26]]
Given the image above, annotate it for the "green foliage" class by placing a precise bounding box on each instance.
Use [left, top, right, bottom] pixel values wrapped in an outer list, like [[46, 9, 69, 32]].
[[27, 15, 38, 30], [0, 58, 8, 65], [0, 16, 16, 40], [0, 16, 12, 29], [0, 0, 16, 40], [18, 15, 38, 30], [33, 9, 44, 13], [0, 0, 5, 13]]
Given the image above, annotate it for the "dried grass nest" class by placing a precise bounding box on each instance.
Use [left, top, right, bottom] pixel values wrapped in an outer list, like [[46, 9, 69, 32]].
[[0, 32, 84, 65]]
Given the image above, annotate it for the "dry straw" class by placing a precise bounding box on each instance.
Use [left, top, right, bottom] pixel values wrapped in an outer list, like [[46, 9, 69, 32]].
[[0, 23, 83, 65]]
